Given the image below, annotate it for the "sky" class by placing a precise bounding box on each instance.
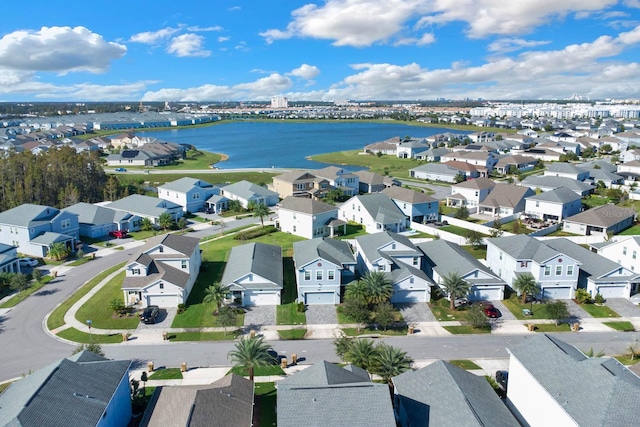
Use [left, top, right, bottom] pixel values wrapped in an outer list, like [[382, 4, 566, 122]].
[[1, 0, 640, 102]]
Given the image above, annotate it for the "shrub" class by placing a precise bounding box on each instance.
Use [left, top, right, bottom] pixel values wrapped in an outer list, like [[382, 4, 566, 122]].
[[467, 305, 490, 330], [177, 303, 186, 314], [296, 301, 306, 313], [574, 289, 592, 304], [594, 293, 605, 304]]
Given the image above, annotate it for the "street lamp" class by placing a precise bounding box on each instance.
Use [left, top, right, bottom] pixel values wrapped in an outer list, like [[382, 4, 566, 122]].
[[86, 319, 92, 343]]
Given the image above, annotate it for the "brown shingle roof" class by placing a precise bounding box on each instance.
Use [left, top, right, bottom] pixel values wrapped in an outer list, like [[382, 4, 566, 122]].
[[564, 204, 636, 228], [382, 186, 436, 204]]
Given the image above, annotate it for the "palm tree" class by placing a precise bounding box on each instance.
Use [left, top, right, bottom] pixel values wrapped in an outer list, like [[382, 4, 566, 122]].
[[441, 272, 471, 310], [48, 242, 69, 261], [252, 203, 270, 227], [203, 282, 230, 314], [345, 280, 369, 302], [227, 336, 275, 381], [373, 343, 413, 386], [512, 273, 540, 308], [140, 217, 153, 231], [360, 271, 393, 305], [158, 213, 174, 231], [345, 338, 377, 372]]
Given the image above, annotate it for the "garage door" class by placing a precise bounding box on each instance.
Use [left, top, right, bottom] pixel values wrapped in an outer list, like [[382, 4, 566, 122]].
[[597, 286, 627, 299], [244, 292, 279, 306], [468, 287, 503, 301], [147, 295, 177, 307], [542, 287, 571, 300], [391, 290, 426, 303], [304, 292, 335, 305]]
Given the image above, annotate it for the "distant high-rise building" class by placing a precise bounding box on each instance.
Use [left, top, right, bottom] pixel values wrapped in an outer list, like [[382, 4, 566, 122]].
[[271, 96, 288, 108]]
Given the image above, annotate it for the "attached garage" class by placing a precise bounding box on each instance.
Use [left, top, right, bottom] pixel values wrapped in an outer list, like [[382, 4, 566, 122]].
[[146, 294, 179, 307], [244, 291, 279, 306], [468, 286, 503, 301], [542, 286, 572, 299], [391, 290, 427, 303], [304, 292, 336, 305], [595, 285, 627, 299]]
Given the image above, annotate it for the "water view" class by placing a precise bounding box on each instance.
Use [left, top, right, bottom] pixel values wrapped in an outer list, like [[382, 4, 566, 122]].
[[139, 121, 470, 169]]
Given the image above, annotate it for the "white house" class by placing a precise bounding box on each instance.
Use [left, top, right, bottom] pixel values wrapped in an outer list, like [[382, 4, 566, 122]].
[[478, 184, 534, 216], [0, 243, 20, 274], [543, 162, 590, 181], [562, 204, 635, 236], [121, 234, 202, 308], [221, 242, 283, 306], [354, 231, 433, 303], [447, 177, 496, 209], [524, 187, 582, 221], [277, 196, 342, 239], [338, 193, 408, 234], [520, 175, 594, 197], [382, 186, 438, 223], [486, 235, 580, 299], [158, 177, 220, 213], [292, 238, 356, 305], [409, 163, 477, 183], [220, 180, 279, 208], [590, 236, 640, 273], [313, 166, 359, 196]]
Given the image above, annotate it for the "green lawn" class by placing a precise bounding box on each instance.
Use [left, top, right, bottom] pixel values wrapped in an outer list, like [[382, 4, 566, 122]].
[[228, 365, 285, 377], [169, 330, 242, 341], [56, 327, 126, 343], [443, 325, 491, 334], [335, 222, 368, 239], [502, 297, 561, 320], [447, 360, 482, 370], [341, 326, 408, 336], [278, 329, 308, 340], [47, 263, 125, 330], [66, 257, 95, 267], [276, 303, 306, 325], [545, 229, 580, 237], [0, 276, 53, 308], [619, 225, 640, 236], [461, 245, 487, 260], [578, 303, 620, 318], [582, 196, 612, 209], [440, 224, 488, 238], [0, 381, 14, 394], [75, 271, 140, 329], [500, 220, 534, 234], [604, 321, 635, 332], [308, 150, 422, 179], [429, 297, 474, 322], [155, 150, 222, 170], [614, 354, 640, 365], [254, 382, 277, 427], [531, 323, 572, 332], [149, 368, 183, 380]]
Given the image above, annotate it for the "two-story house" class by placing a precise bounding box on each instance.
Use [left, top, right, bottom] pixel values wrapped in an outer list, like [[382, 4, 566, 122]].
[[292, 238, 356, 305], [353, 232, 433, 303], [478, 184, 534, 216], [354, 170, 396, 193], [277, 196, 343, 239], [121, 234, 201, 308], [221, 180, 279, 208], [590, 236, 640, 273], [270, 170, 329, 199], [446, 177, 496, 209], [543, 162, 590, 181], [314, 166, 359, 197], [157, 177, 220, 213], [520, 175, 594, 197], [382, 186, 438, 223], [524, 187, 582, 222], [410, 162, 479, 183], [338, 193, 408, 234], [486, 234, 580, 299], [64, 202, 142, 238], [0, 243, 20, 274], [0, 204, 79, 258]]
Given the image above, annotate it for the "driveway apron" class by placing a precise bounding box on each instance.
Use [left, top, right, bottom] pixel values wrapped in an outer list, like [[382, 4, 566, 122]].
[[243, 305, 276, 328], [305, 305, 338, 325]]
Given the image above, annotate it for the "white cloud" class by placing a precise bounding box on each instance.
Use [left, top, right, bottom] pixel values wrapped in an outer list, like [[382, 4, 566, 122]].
[[187, 26, 223, 32], [130, 27, 178, 44], [0, 26, 126, 73], [218, 36, 231, 42], [289, 64, 320, 79], [228, 6, 241, 11], [624, 0, 640, 7], [37, 81, 155, 101], [167, 34, 211, 57], [394, 33, 436, 46], [488, 38, 551, 53]]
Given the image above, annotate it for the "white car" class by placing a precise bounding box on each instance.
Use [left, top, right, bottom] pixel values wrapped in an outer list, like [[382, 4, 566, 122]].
[[630, 293, 640, 305], [18, 257, 39, 267]]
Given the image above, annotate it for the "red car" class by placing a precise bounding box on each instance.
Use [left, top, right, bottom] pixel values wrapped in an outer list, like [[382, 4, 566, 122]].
[[482, 303, 500, 318], [109, 230, 129, 239]]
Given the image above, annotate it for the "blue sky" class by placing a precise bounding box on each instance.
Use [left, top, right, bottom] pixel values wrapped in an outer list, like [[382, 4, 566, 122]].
[[1, 0, 640, 102]]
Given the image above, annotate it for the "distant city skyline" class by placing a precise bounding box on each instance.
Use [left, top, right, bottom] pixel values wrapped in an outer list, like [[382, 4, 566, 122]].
[[1, 1, 640, 102]]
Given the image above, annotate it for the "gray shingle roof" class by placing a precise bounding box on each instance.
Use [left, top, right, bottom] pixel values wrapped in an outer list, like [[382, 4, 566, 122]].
[[410, 163, 464, 174], [563, 204, 635, 228], [546, 162, 587, 174], [355, 231, 421, 264], [106, 194, 182, 217], [349, 193, 406, 223], [30, 232, 73, 246], [0, 351, 130, 427], [525, 186, 582, 204], [452, 177, 496, 190], [0, 204, 59, 227], [273, 170, 318, 183], [279, 196, 337, 215], [353, 170, 385, 186], [293, 238, 355, 270], [478, 183, 533, 209], [221, 242, 283, 290], [158, 177, 214, 193], [487, 235, 566, 263], [382, 186, 436, 204], [508, 334, 640, 427], [64, 202, 123, 226], [522, 175, 594, 194], [392, 360, 520, 427], [279, 361, 370, 387], [222, 180, 278, 200]]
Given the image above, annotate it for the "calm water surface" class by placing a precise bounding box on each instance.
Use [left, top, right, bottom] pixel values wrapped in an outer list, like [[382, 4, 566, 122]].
[[139, 121, 469, 169]]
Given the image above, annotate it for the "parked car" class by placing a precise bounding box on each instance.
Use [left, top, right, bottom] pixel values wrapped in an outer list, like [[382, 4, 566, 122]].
[[108, 230, 129, 239], [478, 302, 500, 318], [114, 167, 127, 172], [18, 257, 39, 267], [140, 305, 159, 324]]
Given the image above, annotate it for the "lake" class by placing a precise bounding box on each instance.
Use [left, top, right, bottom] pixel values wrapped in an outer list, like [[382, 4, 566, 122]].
[[139, 121, 469, 169]]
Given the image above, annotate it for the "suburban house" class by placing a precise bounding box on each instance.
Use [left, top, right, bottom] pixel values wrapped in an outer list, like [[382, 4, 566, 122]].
[[520, 175, 594, 197], [418, 240, 508, 301], [440, 150, 498, 175], [392, 360, 520, 427], [277, 196, 343, 239], [270, 170, 329, 199], [493, 154, 538, 174], [414, 147, 451, 162], [524, 187, 582, 221], [338, 193, 408, 234], [121, 234, 201, 308], [354, 232, 433, 303], [621, 148, 640, 163], [64, 202, 142, 238], [396, 139, 429, 158], [543, 162, 590, 181], [617, 160, 640, 182], [0, 204, 79, 258], [446, 177, 496, 209], [562, 204, 636, 236], [0, 351, 131, 427], [313, 166, 360, 197], [204, 194, 230, 214], [590, 236, 640, 273], [157, 177, 220, 213], [544, 238, 639, 299], [220, 180, 279, 208], [0, 243, 20, 274], [409, 162, 478, 183], [354, 170, 395, 193], [486, 234, 580, 299], [292, 238, 356, 305], [505, 334, 640, 427], [141, 374, 254, 427], [478, 184, 534, 216], [221, 242, 283, 306], [105, 194, 184, 224], [364, 137, 400, 155], [584, 167, 624, 188], [277, 360, 396, 427], [382, 186, 438, 223], [106, 142, 185, 167]]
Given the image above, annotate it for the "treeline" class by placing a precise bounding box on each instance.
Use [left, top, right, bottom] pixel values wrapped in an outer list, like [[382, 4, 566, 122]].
[[0, 147, 108, 211]]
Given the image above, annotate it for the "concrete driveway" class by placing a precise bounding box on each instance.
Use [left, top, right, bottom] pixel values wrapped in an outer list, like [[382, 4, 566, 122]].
[[305, 305, 338, 325], [136, 307, 177, 330], [243, 305, 276, 328], [605, 298, 640, 318], [396, 303, 436, 323]]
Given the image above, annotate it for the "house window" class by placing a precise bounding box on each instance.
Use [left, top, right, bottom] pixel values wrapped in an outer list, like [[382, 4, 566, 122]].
[[328, 270, 335, 280], [392, 243, 396, 250], [359, 218, 363, 224], [181, 260, 187, 269], [499, 252, 502, 260], [409, 277, 414, 284], [297, 183, 306, 190], [520, 261, 528, 268], [536, 201, 540, 208], [623, 246, 627, 255], [633, 251, 637, 260], [193, 193, 200, 199], [412, 257, 419, 266], [544, 266, 551, 276], [555, 265, 562, 276], [304, 271, 311, 281], [316, 271, 323, 281], [378, 265, 385, 271], [293, 225, 297, 232], [132, 269, 140, 275], [61, 219, 71, 229], [403, 203, 407, 209], [293, 213, 296, 219], [567, 265, 574, 275], [159, 283, 164, 289]]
